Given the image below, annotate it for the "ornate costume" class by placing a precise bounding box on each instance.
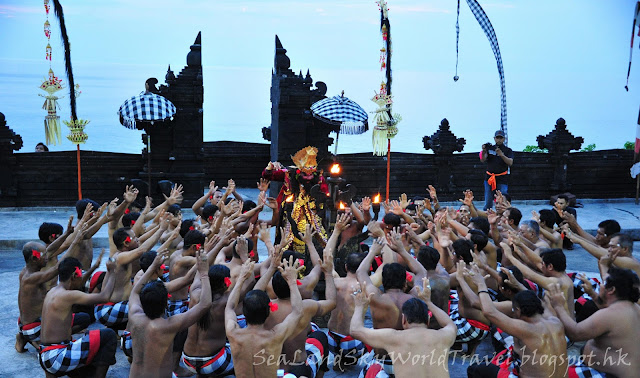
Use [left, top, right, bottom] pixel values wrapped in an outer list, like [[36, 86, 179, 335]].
[[262, 146, 329, 253]]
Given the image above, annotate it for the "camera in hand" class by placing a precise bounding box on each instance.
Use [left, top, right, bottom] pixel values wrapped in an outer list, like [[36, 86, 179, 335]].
[[483, 143, 493, 150]]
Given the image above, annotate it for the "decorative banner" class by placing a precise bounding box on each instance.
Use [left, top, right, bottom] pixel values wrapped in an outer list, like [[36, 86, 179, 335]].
[[455, 0, 507, 143], [625, 1, 640, 91], [38, 69, 63, 145], [372, 0, 401, 157]]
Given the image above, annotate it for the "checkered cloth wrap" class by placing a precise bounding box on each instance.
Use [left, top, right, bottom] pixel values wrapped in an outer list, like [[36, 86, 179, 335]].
[[568, 362, 614, 378], [121, 330, 132, 358], [118, 92, 176, 129], [39, 330, 103, 374], [449, 291, 490, 343], [284, 330, 328, 378], [461, 0, 508, 138], [492, 325, 514, 352], [310, 96, 368, 134], [567, 272, 600, 300], [181, 344, 234, 377], [491, 346, 521, 376], [359, 355, 394, 378], [327, 329, 371, 363], [94, 301, 129, 327], [18, 317, 41, 342], [167, 298, 190, 317]]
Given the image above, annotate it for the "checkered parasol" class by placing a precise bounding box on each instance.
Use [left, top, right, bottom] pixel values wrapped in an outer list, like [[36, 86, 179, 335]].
[[310, 95, 368, 135], [118, 92, 176, 130]]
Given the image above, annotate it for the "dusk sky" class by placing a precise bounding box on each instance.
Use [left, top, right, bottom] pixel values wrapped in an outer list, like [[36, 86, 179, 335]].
[[0, 0, 638, 153]]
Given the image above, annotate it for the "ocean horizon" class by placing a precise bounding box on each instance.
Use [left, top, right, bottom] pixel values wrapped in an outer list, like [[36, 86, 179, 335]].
[[1, 57, 637, 157]]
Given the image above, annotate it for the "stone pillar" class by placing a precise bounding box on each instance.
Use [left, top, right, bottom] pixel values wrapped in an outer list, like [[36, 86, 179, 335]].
[[422, 118, 466, 193], [537, 118, 583, 191], [0, 112, 23, 204], [142, 32, 204, 204]]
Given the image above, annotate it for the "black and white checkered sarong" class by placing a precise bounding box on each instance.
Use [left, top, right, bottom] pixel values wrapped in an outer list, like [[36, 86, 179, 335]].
[[94, 301, 129, 327]]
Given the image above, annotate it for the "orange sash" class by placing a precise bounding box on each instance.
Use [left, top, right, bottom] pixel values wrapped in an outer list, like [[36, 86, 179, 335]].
[[486, 171, 508, 191]]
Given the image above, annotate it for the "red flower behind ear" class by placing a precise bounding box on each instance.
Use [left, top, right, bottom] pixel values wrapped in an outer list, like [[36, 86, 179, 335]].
[[406, 272, 413, 282], [160, 264, 167, 271], [125, 208, 130, 214], [31, 249, 41, 259], [249, 251, 255, 258], [224, 277, 232, 287], [74, 267, 82, 278], [131, 220, 136, 226], [195, 244, 202, 251], [296, 169, 301, 174], [208, 216, 213, 221], [209, 195, 213, 200], [189, 226, 195, 231], [296, 279, 302, 286], [125, 236, 132, 243], [298, 259, 305, 267], [51, 233, 57, 239], [268, 302, 278, 312], [560, 232, 565, 240]]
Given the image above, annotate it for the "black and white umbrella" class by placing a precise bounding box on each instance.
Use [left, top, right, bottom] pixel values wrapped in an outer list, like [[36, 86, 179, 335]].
[[118, 92, 176, 129], [311, 93, 368, 154]]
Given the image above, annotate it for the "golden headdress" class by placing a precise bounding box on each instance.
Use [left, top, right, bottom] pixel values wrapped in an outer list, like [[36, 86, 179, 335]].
[[291, 146, 318, 174]]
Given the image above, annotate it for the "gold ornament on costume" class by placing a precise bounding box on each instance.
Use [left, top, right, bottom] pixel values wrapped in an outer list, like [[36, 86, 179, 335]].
[[39, 69, 64, 145]]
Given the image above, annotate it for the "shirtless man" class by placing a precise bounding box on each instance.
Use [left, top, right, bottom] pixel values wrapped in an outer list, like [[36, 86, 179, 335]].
[[327, 252, 368, 371], [533, 210, 563, 249], [181, 264, 238, 377], [549, 267, 640, 377], [263, 246, 336, 377], [518, 220, 550, 250], [415, 245, 450, 328], [356, 236, 427, 376], [39, 257, 118, 378], [127, 250, 212, 378], [94, 216, 169, 330], [168, 229, 205, 316], [225, 258, 304, 378], [562, 215, 620, 248], [504, 245, 575, 318], [467, 266, 569, 378], [351, 278, 456, 378]]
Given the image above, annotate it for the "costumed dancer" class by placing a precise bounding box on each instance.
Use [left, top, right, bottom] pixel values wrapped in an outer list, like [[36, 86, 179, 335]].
[[262, 146, 329, 254]]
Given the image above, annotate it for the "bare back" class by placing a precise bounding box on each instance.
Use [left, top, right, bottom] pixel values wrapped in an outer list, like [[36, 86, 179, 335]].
[[228, 326, 289, 378], [183, 291, 229, 357], [18, 268, 49, 324], [40, 286, 77, 344], [514, 315, 568, 378], [328, 275, 358, 335], [128, 316, 177, 378], [370, 289, 413, 357]]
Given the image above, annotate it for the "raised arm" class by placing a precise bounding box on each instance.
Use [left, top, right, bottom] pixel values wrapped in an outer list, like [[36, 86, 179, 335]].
[[548, 283, 609, 341], [167, 251, 213, 332], [45, 216, 74, 258], [109, 185, 139, 230], [388, 228, 427, 282], [225, 260, 254, 334], [129, 250, 169, 314], [192, 180, 217, 216], [116, 215, 169, 266], [273, 257, 306, 342], [146, 184, 183, 222], [350, 284, 400, 349], [356, 237, 384, 296], [500, 242, 554, 289], [415, 277, 456, 337]]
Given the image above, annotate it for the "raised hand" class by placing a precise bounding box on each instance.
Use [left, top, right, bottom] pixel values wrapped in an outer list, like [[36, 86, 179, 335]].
[[531, 210, 540, 223], [546, 283, 566, 309], [464, 263, 487, 287], [361, 196, 372, 212], [320, 247, 334, 273], [398, 193, 410, 209], [390, 200, 403, 216], [381, 200, 391, 214], [335, 212, 351, 232], [437, 226, 452, 248], [236, 236, 249, 259], [414, 277, 432, 303], [208, 180, 217, 193], [487, 209, 499, 225], [352, 282, 374, 307], [387, 228, 405, 253], [279, 255, 304, 284], [427, 185, 438, 203], [257, 178, 270, 192], [123, 185, 139, 204], [300, 224, 316, 244], [460, 190, 474, 207], [225, 179, 236, 195], [366, 220, 384, 238], [165, 184, 184, 205], [257, 222, 271, 242], [370, 236, 386, 256], [265, 196, 278, 210]]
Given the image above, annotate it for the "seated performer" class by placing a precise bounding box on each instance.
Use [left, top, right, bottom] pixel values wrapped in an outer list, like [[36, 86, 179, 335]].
[[225, 258, 304, 378], [351, 278, 456, 378], [39, 257, 118, 378], [128, 250, 212, 378]]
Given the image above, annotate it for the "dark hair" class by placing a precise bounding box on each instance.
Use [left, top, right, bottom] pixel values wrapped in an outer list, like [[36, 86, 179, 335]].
[[382, 263, 406, 290], [36, 142, 49, 151], [140, 281, 168, 319], [402, 298, 430, 325], [503, 194, 512, 203], [521, 220, 540, 237], [405, 203, 417, 212], [113, 227, 132, 249], [468, 229, 489, 251], [243, 290, 271, 325], [198, 265, 231, 330], [167, 204, 181, 217], [183, 230, 206, 250], [605, 267, 640, 302], [38, 222, 63, 244], [556, 194, 569, 203], [382, 213, 401, 228], [512, 290, 544, 317], [281, 250, 305, 265], [180, 219, 196, 238], [232, 238, 255, 259], [417, 245, 440, 271], [506, 207, 522, 227], [498, 265, 525, 292], [610, 233, 633, 250], [202, 204, 218, 221], [242, 200, 257, 213], [538, 210, 556, 228], [452, 239, 474, 264], [22, 242, 44, 263], [271, 271, 290, 299], [139, 251, 157, 272], [598, 220, 620, 237], [469, 217, 490, 235], [122, 212, 141, 228], [540, 248, 566, 272], [412, 196, 425, 202], [346, 253, 366, 273], [75, 199, 100, 219], [59, 257, 82, 282]]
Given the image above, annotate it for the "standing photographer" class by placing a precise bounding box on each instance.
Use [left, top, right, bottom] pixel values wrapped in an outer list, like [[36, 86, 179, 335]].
[[480, 130, 513, 210]]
